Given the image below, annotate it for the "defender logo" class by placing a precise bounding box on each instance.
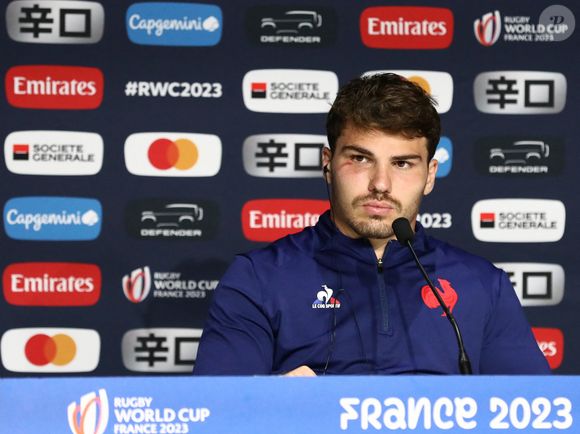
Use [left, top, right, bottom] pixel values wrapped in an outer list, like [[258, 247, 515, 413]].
[[475, 137, 564, 176], [246, 7, 336, 46]]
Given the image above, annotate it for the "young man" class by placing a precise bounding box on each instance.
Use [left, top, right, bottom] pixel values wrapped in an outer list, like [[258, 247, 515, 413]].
[[194, 73, 550, 376]]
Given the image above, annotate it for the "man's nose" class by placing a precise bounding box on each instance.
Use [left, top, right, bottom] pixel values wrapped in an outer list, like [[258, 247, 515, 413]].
[[368, 164, 392, 194]]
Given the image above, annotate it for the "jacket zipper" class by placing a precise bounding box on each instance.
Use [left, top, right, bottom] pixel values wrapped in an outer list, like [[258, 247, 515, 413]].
[[377, 257, 389, 332]]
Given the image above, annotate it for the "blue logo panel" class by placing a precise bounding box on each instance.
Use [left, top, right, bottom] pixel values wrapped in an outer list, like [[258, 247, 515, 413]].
[[3, 197, 102, 241], [126, 2, 223, 46], [435, 136, 453, 178]]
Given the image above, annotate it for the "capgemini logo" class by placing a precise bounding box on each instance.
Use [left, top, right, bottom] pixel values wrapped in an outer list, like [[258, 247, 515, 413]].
[[474, 11, 501, 46], [122, 266, 152, 303], [67, 388, 109, 434]]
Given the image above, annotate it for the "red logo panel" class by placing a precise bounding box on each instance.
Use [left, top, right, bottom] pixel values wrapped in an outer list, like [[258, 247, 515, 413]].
[[532, 327, 564, 370], [242, 199, 329, 242], [360, 7, 453, 49], [5, 65, 104, 109], [3, 262, 101, 306]]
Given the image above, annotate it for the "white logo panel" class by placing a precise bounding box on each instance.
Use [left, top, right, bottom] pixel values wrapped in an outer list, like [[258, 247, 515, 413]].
[[474, 71, 566, 114], [124, 132, 222, 177], [6, 1, 104, 44], [4, 130, 103, 175], [363, 70, 453, 113], [243, 134, 327, 177], [122, 328, 202, 372], [471, 199, 565, 242], [496, 262, 565, 306], [242, 69, 338, 113]]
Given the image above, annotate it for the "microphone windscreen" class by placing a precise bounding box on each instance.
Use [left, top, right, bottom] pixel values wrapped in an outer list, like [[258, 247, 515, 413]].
[[392, 217, 415, 244]]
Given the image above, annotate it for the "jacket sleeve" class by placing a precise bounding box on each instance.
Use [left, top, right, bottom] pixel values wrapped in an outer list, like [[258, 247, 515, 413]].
[[193, 255, 275, 375], [479, 269, 551, 374]]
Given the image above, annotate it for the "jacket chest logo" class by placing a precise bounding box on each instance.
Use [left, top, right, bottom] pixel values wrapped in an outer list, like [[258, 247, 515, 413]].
[[421, 278, 458, 316], [312, 285, 341, 309]]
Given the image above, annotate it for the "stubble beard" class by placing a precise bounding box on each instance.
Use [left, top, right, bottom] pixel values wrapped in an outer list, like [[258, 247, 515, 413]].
[[336, 193, 421, 240]]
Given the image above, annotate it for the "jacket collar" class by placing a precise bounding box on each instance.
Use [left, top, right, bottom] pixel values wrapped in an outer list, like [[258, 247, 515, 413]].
[[315, 210, 430, 271]]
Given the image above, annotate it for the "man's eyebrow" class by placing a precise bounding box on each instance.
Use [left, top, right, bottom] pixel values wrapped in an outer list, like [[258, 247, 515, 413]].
[[391, 154, 423, 161], [339, 145, 374, 156]]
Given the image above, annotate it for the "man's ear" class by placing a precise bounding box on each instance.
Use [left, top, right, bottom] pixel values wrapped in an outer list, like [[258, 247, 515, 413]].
[[423, 158, 438, 196], [322, 147, 332, 183]]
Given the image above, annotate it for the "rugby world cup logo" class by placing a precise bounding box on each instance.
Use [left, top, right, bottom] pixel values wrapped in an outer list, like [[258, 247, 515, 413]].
[[67, 388, 109, 434], [474, 11, 501, 46], [122, 266, 152, 303]]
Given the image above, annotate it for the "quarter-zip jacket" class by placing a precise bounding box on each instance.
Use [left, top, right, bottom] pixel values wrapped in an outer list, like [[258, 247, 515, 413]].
[[194, 211, 550, 375]]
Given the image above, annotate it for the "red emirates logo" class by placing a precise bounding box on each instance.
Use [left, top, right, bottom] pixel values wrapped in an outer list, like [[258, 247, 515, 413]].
[[360, 7, 453, 49], [242, 199, 329, 242], [420, 278, 458, 315], [3, 262, 101, 306], [5, 65, 104, 109], [532, 327, 564, 370]]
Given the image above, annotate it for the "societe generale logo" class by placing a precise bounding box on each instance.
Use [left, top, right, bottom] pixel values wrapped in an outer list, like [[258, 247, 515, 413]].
[[67, 388, 109, 434], [532, 327, 564, 370], [360, 6, 453, 49], [242, 69, 338, 113], [0, 327, 100, 372], [471, 199, 565, 242], [4, 130, 103, 175], [5, 65, 104, 109], [3, 262, 101, 306], [124, 132, 221, 177], [242, 199, 329, 242]]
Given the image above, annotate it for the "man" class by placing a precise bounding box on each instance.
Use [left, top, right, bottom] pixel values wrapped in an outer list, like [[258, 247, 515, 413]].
[[194, 73, 550, 376]]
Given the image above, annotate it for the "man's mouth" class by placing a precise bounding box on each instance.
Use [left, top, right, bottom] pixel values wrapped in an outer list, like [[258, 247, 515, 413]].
[[361, 201, 396, 216]]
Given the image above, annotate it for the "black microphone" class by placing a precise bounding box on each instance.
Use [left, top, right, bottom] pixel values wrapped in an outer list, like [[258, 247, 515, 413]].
[[392, 217, 472, 375]]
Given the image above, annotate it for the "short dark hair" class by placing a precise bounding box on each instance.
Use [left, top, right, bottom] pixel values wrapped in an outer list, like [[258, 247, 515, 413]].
[[326, 73, 441, 160]]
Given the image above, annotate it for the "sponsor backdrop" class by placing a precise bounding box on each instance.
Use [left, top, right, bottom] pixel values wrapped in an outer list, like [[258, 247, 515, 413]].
[[0, 0, 577, 377]]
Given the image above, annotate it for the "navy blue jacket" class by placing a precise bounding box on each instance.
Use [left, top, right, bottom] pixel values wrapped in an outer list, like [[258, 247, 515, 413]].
[[194, 211, 550, 375]]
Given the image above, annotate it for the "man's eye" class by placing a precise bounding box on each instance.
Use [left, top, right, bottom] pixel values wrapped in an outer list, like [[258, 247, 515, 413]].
[[352, 155, 368, 163], [394, 160, 411, 168]]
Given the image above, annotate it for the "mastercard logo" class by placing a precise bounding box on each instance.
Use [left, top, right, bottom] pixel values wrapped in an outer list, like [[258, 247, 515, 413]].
[[25, 333, 77, 366], [407, 75, 431, 94], [148, 138, 198, 170], [1, 327, 100, 372]]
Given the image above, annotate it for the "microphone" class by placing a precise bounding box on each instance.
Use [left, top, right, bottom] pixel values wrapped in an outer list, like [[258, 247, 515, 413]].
[[392, 217, 472, 375]]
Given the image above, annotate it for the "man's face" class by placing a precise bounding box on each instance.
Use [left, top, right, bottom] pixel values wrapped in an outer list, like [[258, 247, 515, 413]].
[[322, 124, 438, 241]]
